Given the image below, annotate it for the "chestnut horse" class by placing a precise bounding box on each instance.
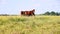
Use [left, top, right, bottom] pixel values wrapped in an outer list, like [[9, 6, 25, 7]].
[[21, 9, 35, 16]]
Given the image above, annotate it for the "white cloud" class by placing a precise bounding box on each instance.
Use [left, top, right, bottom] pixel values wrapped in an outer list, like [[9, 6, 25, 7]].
[[0, 0, 7, 4], [32, 3, 40, 7], [32, 0, 36, 1], [31, 0, 40, 1]]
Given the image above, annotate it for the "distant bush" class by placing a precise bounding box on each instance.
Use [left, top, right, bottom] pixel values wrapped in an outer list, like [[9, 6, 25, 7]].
[[43, 11, 60, 16]]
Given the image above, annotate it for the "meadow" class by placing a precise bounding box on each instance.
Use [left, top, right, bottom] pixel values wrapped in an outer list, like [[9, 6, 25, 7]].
[[0, 16, 60, 34]]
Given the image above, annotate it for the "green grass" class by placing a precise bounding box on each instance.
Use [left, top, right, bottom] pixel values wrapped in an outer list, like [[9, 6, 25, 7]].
[[0, 16, 60, 34]]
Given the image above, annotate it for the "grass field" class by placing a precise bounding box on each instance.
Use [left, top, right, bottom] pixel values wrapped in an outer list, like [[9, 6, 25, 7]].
[[0, 16, 60, 34]]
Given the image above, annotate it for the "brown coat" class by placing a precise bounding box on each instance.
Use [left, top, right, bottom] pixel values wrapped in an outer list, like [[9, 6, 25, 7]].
[[21, 9, 35, 16]]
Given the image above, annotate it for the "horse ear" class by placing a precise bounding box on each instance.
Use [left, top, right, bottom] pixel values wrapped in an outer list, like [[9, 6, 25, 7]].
[[33, 9, 35, 10], [33, 9, 35, 12]]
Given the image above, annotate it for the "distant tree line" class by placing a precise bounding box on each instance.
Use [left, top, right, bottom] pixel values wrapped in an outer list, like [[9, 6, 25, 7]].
[[43, 11, 60, 16], [0, 11, 60, 16], [0, 14, 9, 16], [0, 14, 18, 16]]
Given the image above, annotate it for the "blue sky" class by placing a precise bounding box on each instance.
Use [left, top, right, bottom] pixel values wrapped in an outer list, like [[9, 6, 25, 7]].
[[0, 0, 60, 15]]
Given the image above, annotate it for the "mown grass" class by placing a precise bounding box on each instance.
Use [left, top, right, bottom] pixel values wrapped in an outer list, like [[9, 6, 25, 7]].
[[0, 16, 60, 34]]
